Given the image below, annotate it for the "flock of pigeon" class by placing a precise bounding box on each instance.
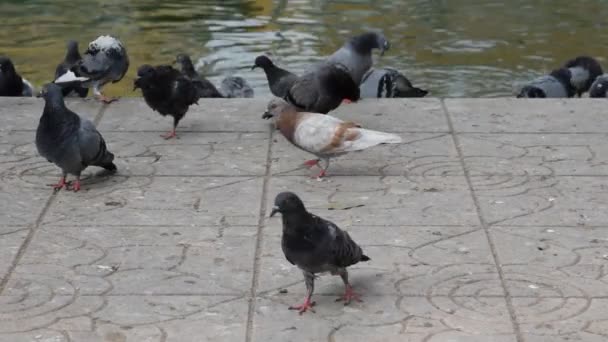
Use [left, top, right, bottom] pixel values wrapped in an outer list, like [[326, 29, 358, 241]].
[[3, 31, 608, 315]]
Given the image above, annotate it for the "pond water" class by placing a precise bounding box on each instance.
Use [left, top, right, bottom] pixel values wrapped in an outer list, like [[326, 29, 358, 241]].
[[1, 0, 608, 97]]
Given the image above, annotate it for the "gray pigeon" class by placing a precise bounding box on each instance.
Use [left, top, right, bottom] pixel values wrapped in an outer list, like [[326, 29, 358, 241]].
[[325, 32, 390, 85], [54, 40, 88, 98], [360, 67, 428, 98], [270, 192, 370, 314], [36, 83, 116, 192], [0, 56, 33, 97], [517, 68, 574, 98], [590, 74, 608, 98], [55, 35, 129, 103], [285, 63, 360, 114], [252, 55, 298, 98], [220, 76, 254, 98], [564, 56, 603, 97]]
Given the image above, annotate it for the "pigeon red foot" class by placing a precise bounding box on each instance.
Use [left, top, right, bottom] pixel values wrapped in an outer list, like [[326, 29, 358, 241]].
[[95, 94, 118, 104], [289, 297, 316, 315], [342, 99, 353, 104], [161, 129, 177, 140], [70, 180, 81, 192], [303, 159, 320, 168], [336, 285, 363, 305], [52, 177, 67, 191], [313, 169, 326, 178]]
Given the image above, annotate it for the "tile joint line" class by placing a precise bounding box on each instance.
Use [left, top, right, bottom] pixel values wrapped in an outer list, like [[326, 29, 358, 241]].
[[440, 99, 524, 342]]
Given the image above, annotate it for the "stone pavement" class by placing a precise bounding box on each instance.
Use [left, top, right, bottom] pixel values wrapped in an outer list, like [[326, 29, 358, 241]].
[[1, 97, 608, 342]]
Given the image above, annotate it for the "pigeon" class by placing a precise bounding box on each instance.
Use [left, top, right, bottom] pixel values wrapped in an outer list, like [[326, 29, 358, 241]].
[[175, 53, 254, 98], [517, 68, 574, 98], [270, 191, 370, 314], [175, 53, 223, 98], [262, 98, 402, 178], [325, 32, 390, 85], [54, 35, 129, 103], [35, 83, 116, 192], [133, 64, 200, 139], [563, 56, 603, 97], [590, 74, 608, 98], [285, 63, 361, 114], [0, 56, 34, 97], [220, 76, 254, 98], [360, 67, 428, 98], [252, 55, 298, 98], [54, 40, 88, 98]]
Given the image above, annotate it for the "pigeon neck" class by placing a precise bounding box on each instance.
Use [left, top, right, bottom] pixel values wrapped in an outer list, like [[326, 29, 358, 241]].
[[65, 49, 81, 64], [281, 210, 314, 234], [43, 96, 70, 119], [181, 63, 197, 78]]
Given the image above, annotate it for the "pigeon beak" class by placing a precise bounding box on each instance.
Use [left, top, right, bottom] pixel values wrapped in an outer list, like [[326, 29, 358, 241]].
[[251, 65, 257, 70], [262, 111, 274, 119], [269, 206, 280, 217], [381, 41, 390, 56], [133, 78, 140, 91]]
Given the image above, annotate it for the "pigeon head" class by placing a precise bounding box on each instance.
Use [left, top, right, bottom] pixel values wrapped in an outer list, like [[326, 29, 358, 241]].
[[37, 83, 65, 104], [0, 56, 16, 76], [133, 64, 155, 90], [590, 75, 608, 98], [252, 55, 275, 70], [262, 97, 293, 119], [175, 53, 196, 75], [349, 32, 389, 56], [65, 40, 81, 63], [270, 192, 307, 217]]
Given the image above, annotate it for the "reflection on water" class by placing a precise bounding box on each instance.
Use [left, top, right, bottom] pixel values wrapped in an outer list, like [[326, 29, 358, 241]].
[[1, 0, 607, 97]]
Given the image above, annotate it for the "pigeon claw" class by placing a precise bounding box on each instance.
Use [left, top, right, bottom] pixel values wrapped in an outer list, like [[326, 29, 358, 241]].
[[303, 159, 320, 168], [288, 299, 316, 315], [312, 169, 326, 179], [51, 177, 68, 191], [96, 94, 118, 104], [71, 180, 81, 192], [161, 130, 177, 140], [336, 285, 362, 305]]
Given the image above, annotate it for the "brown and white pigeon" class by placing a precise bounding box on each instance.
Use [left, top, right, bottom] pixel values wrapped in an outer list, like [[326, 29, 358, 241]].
[[270, 191, 370, 314], [262, 98, 402, 178]]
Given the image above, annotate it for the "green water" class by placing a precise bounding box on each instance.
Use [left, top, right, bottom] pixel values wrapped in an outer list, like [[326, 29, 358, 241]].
[[1, 0, 607, 97]]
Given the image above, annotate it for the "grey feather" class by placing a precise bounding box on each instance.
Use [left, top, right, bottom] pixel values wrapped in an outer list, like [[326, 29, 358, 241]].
[[325, 32, 389, 85], [220, 76, 254, 98], [252, 55, 298, 98], [590, 74, 608, 98], [360, 67, 428, 98], [517, 68, 574, 98], [272, 192, 369, 277], [285, 63, 360, 114], [36, 83, 116, 178]]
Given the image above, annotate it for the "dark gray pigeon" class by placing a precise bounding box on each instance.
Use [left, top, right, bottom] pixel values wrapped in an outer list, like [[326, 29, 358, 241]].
[[133, 64, 200, 139], [176, 53, 254, 98], [252, 55, 298, 98], [55, 35, 129, 103], [564, 56, 603, 97], [270, 192, 370, 314], [35, 83, 116, 192], [360, 67, 428, 98], [285, 62, 360, 114], [0, 56, 33, 97], [590, 74, 608, 98], [517, 68, 574, 98], [325, 32, 390, 85], [54, 40, 88, 98]]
